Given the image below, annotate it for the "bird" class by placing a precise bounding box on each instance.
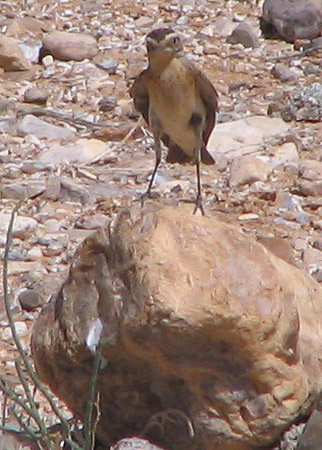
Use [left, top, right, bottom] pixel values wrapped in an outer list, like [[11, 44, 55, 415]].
[[130, 27, 219, 215]]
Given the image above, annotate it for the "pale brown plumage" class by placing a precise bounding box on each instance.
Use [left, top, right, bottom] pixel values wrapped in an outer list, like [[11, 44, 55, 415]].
[[130, 28, 219, 214]]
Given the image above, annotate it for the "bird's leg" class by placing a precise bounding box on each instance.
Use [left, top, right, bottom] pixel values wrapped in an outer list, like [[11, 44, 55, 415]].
[[193, 159, 205, 216], [141, 135, 161, 205], [193, 130, 205, 216]]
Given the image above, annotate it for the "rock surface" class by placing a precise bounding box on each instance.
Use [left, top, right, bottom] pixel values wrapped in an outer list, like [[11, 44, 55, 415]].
[[24, 87, 48, 105], [17, 114, 75, 140], [32, 203, 322, 450], [42, 31, 98, 61], [227, 22, 260, 48], [0, 35, 31, 71], [229, 155, 272, 187], [262, 0, 322, 42]]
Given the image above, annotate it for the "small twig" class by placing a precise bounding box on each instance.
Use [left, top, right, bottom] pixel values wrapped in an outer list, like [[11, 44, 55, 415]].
[[1, 393, 7, 427], [11, 405, 45, 447], [91, 392, 101, 450], [15, 362, 45, 434], [0, 379, 41, 427], [264, 45, 322, 62], [1, 200, 75, 442], [16, 108, 113, 130]]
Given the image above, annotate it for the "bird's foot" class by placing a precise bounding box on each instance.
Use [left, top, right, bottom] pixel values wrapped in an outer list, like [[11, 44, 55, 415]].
[[193, 195, 205, 216], [138, 189, 152, 207]]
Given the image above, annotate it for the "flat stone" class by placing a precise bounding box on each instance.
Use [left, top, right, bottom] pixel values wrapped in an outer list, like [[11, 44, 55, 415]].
[[3, 321, 28, 340], [298, 181, 322, 197], [75, 214, 109, 230], [6, 17, 49, 38], [0, 213, 38, 239], [18, 289, 44, 311], [42, 243, 66, 257], [26, 246, 43, 261], [227, 21, 260, 48], [208, 116, 290, 161], [24, 87, 48, 105], [271, 63, 303, 82], [42, 31, 98, 61], [303, 247, 322, 273], [1, 180, 46, 199], [269, 142, 299, 169], [134, 16, 155, 27], [60, 179, 90, 205], [238, 213, 260, 221], [96, 58, 119, 74], [0, 117, 17, 134], [8, 261, 45, 276], [300, 159, 322, 180], [39, 138, 111, 165], [19, 40, 42, 64], [43, 219, 63, 233], [22, 161, 51, 174], [18, 114, 75, 140], [229, 155, 272, 187]]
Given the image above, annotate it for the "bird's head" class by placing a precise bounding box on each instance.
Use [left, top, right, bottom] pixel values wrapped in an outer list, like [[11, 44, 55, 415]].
[[146, 28, 183, 64]]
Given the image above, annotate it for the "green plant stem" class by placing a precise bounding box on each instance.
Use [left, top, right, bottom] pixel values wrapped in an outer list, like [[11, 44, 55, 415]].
[[84, 350, 101, 450], [1, 201, 73, 440]]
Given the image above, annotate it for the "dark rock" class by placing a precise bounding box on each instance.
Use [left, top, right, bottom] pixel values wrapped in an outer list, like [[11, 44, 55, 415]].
[[24, 87, 48, 105], [297, 405, 322, 449], [60, 179, 90, 205], [96, 58, 119, 73], [262, 0, 322, 42], [227, 21, 260, 48], [304, 63, 321, 75], [1, 181, 46, 199], [18, 289, 44, 311], [98, 96, 117, 112], [0, 35, 31, 71], [271, 63, 302, 82]]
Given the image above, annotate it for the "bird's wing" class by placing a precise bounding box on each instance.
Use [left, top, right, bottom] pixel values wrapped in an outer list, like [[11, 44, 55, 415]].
[[130, 69, 187, 162], [189, 63, 219, 146], [129, 69, 150, 124]]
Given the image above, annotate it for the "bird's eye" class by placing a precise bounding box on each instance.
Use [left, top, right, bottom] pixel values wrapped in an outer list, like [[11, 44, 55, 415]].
[[173, 36, 180, 44]]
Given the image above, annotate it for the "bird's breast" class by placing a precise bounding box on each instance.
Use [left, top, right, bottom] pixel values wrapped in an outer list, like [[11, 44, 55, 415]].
[[147, 59, 206, 156]]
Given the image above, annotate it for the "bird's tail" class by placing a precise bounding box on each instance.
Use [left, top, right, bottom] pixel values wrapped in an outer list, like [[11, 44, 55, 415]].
[[166, 143, 215, 165]]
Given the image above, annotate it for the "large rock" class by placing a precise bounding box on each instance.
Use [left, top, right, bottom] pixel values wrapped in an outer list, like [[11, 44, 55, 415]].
[[262, 0, 322, 42], [208, 116, 290, 162], [39, 138, 111, 165], [32, 203, 322, 450], [0, 35, 31, 71], [42, 31, 98, 61], [17, 114, 75, 141]]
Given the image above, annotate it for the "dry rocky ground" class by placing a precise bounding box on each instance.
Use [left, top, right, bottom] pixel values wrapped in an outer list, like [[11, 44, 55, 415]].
[[0, 0, 322, 449]]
